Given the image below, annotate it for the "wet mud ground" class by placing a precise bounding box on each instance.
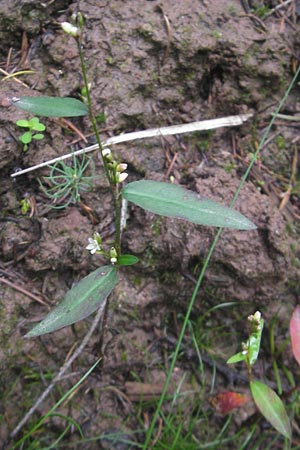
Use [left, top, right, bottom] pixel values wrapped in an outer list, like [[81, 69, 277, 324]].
[[0, 0, 300, 448]]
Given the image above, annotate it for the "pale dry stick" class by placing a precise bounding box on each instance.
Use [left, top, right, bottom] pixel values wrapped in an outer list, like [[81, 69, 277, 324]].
[[120, 198, 128, 234], [0, 68, 31, 88], [5, 48, 13, 72], [165, 152, 178, 179], [0, 277, 48, 306], [149, 417, 163, 449], [156, 5, 172, 66], [279, 146, 298, 210], [260, 130, 282, 149], [263, 0, 293, 17], [272, 113, 300, 121], [10, 114, 253, 178], [59, 117, 89, 143], [9, 302, 106, 440]]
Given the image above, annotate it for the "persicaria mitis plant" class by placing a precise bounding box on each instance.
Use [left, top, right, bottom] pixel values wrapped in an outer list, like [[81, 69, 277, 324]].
[[8, 12, 256, 338]]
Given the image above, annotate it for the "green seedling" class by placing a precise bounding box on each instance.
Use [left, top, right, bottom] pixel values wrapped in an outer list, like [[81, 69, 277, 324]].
[[16, 116, 46, 152], [227, 312, 292, 440], [19, 198, 31, 215], [38, 153, 96, 209]]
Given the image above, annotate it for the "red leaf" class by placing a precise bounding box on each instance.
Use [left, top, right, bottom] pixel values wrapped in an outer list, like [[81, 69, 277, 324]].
[[290, 305, 300, 366], [210, 391, 251, 415]]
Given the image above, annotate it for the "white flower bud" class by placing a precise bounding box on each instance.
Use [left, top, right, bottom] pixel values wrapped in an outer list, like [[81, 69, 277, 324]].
[[102, 148, 111, 158], [61, 22, 79, 37], [117, 172, 128, 183], [117, 163, 128, 172]]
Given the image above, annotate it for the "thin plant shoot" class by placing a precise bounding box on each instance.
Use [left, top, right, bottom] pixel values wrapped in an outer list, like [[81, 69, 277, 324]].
[[227, 312, 292, 440]]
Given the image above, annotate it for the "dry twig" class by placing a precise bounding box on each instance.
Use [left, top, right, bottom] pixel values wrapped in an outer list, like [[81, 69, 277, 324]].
[[11, 114, 253, 178]]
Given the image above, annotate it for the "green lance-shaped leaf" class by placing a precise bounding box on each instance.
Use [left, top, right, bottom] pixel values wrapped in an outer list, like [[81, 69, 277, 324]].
[[227, 351, 247, 364], [25, 265, 118, 337], [250, 381, 291, 440], [117, 254, 139, 266], [12, 96, 88, 117], [122, 180, 256, 230]]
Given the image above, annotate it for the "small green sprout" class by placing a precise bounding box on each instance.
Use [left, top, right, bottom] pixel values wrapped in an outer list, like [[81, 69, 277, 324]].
[[16, 117, 46, 152], [20, 198, 31, 215], [227, 311, 264, 368], [38, 153, 96, 209], [227, 312, 291, 440]]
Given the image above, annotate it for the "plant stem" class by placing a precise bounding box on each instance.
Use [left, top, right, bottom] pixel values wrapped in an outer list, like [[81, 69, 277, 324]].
[[114, 186, 122, 256], [76, 40, 110, 185], [76, 37, 122, 257]]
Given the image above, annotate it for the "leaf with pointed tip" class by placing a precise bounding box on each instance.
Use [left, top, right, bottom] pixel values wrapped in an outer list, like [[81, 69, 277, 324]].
[[227, 351, 247, 364], [122, 181, 256, 230], [290, 305, 300, 366], [12, 96, 88, 117], [25, 265, 117, 337], [250, 381, 291, 440]]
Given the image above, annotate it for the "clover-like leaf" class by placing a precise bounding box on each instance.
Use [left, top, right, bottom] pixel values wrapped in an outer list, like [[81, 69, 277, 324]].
[[16, 119, 30, 127], [20, 131, 32, 144], [32, 134, 45, 140]]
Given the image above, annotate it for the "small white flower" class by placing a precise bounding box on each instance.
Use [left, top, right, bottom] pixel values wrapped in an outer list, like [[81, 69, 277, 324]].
[[117, 163, 128, 172], [248, 311, 261, 323], [117, 172, 128, 183], [61, 22, 79, 37], [102, 148, 112, 158], [86, 237, 101, 254]]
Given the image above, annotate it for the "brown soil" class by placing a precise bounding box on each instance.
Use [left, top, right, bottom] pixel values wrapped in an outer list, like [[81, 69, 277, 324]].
[[0, 0, 300, 448]]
